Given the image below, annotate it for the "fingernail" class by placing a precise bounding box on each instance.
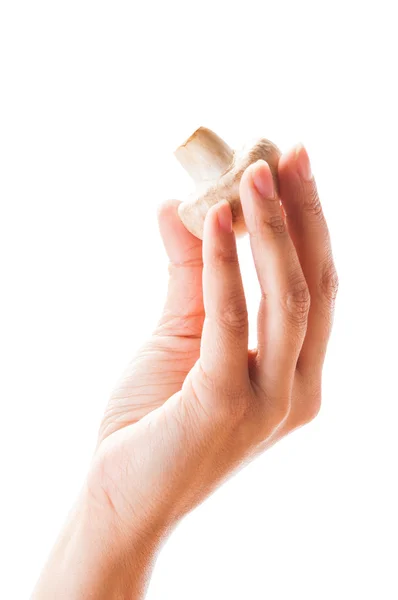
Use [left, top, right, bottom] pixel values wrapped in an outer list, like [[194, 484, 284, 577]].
[[295, 144, 312, 181], [252, 160, 274, 198], [217, 200, 233, 233]]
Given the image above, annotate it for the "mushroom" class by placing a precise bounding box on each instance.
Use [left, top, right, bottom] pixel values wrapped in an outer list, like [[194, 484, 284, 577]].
[[175, 127, 281, 239]]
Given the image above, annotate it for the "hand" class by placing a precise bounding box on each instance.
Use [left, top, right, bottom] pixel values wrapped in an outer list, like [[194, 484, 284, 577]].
[[33, 145, 338, 599]]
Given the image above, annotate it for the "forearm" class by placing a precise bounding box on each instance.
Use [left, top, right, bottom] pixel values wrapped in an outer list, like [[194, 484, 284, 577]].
[[32, 488, 159, 600]]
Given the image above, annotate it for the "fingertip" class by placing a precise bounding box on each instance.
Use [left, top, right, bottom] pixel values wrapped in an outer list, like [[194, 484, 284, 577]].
[[249, 159, 271, 177], [158, 199, 202, 264], [216, 200, 233, 234], [202, 201, 238, 271], [157, 199, 181, 225], [240, 160, 278, 234], [240, 159, 274, 203], [239, 160, 258, 194], [251, 160, 275, 199], [202, 201, 218, 239], [296, 144, 313, 181], [278, 144, 312, 182], [203, 200, 233, 239]]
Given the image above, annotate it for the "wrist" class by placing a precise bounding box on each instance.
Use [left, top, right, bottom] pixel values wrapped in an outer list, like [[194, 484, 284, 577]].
[[32, 485, 162, 600]]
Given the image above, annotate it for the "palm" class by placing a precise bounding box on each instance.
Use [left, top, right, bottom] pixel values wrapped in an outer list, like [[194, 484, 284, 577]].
[[98, 201, 204, 442]]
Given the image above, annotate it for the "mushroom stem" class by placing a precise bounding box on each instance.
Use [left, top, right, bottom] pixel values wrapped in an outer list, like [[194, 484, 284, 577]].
[[174, 127, 234, 187]]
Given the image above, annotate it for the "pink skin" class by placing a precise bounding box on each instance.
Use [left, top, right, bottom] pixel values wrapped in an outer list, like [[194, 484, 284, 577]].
[[33, 145, 338, 600]]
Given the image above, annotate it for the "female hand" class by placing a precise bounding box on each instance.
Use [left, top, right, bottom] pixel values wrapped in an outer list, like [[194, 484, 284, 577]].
[[33, 145, 338, 599]]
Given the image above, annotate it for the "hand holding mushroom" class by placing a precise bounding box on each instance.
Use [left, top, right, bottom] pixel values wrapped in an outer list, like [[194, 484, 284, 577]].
[[33, 131, 338, 600]]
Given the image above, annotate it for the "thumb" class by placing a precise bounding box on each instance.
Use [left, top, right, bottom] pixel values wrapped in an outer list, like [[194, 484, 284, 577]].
[[158, 200, 202, 264], [156, 201, 204, 338]]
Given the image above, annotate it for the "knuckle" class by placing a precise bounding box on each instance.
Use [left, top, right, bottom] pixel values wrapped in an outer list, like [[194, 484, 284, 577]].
[[265, 213, 287, 236], [169, 256, 203, 275], [194, 363, 252, 424], [303, 187, 324, 221], [283, 277, 311, 326], [268, 395, 291, 424], [255, 397, 290, 440], [212, 246, 239, 267], [320, 259, 339, 306], [251, 201, 286, 238], [252, 383, 291, 435], [216, 296, 248, 337], [300, 390, 322, 425]]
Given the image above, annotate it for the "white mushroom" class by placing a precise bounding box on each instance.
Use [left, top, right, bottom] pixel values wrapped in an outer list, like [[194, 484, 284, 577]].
[[175, 127, 281, 239]]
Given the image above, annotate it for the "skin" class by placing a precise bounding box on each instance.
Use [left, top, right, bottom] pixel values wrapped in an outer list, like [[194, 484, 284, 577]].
[[32, 145, 338, 599]]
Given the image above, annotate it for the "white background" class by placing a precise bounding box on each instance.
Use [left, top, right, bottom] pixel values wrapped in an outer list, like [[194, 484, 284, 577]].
[[1, 1, 397, 598]]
